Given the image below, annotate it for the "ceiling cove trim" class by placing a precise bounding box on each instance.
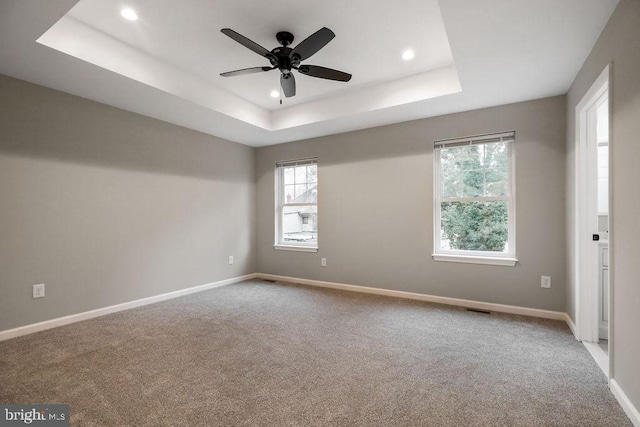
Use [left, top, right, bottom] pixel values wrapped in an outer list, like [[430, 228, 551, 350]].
[[37, 16, 461, 132], [37, 17, 271, 129]]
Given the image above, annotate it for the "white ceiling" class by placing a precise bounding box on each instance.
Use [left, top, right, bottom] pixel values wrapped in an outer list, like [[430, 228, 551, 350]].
[[0, 0, 619, 147]]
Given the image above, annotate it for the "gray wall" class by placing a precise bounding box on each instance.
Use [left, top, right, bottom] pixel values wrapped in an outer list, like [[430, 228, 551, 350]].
[[566, 0, 640, 412], [0, 75, 256, 331], [256, 96, 567, 311]]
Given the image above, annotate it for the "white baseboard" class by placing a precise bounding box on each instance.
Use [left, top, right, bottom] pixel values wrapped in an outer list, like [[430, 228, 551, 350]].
[[0, 273, 257, 342], [256, 273, 567, 321], [564, 313, 579, 339], [611, 379, 640, 427], [0, 272, 573, 343]]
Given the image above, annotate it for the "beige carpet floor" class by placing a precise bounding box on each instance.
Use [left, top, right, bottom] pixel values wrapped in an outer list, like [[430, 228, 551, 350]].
[[0, 279, 631, 426]]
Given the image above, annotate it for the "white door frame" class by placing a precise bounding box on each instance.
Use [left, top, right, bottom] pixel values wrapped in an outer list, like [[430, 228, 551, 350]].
[[574, 65, 610, 347]]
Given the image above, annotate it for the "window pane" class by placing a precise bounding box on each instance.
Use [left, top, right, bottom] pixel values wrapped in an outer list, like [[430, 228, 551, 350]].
[[282, 206, 317, 245], [295, 166, 307, 184], [284, 167, 295, 185], [307, 165, 317, 183], [460, 144, 484, 172], [484, 167, 509, 197], [294, 184, 307, 202], [287, 184, 318, 204], [308, 184, 318, 203], [440, 141, 509, 199], [283, 185, 295, 204], [440, 201, 509, 252], [442, 171, 464, 198], [440, 147, 463, 174], [483, 141, 508, 169], [462, 169, 484, 197]]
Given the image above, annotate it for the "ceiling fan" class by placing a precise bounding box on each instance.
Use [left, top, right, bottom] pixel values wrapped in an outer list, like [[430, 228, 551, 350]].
[[220, 27, 352, 98]]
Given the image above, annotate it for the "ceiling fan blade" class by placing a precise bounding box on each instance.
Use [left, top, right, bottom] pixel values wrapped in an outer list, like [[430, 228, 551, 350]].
[[220, 67, 273, 77], [221, 28, 272, 58], [297, 65, 352, 82], [280, 73, 296, 98], [290, 27, 335, 61]]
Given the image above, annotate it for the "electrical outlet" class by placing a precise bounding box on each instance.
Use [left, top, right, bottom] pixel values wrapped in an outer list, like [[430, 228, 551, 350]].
[[321, 258, 327, 267], [228, 256, 234, 265], [33, 284, 45, 298], [541, 276, 551, 289]]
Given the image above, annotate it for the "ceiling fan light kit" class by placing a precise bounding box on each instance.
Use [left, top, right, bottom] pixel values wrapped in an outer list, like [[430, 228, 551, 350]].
[[220, 27, 352, 99]]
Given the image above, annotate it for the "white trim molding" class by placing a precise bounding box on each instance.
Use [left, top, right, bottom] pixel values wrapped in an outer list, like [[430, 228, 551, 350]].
[[564, 313, 578, 339], [0, 273, 257, 342], [2, 272, 576, 358], [610, 379, 640, 427], [432, 254, 518, 266], [273, 244, 318, 253], [583, 341, 609, 378], [256, 273, 565, 321]]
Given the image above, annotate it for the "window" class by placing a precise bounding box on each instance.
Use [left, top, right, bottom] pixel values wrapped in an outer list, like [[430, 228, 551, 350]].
[[275, 158, 318, 252], [433, 132, 516, 266]]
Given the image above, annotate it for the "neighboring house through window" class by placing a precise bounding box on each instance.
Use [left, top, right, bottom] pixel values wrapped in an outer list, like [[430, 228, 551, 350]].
[[433, 132, 517, 266], [275, 158, 318, 251]]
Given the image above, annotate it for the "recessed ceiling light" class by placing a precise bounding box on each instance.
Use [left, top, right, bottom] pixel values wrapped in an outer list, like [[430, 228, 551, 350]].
[[402, 50, 415, 61], [270, 90, 280, 98], [121, 8, 138, 21]]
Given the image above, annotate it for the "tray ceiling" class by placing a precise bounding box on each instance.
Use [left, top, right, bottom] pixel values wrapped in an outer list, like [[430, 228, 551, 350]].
[[0, 0, 619, 146]]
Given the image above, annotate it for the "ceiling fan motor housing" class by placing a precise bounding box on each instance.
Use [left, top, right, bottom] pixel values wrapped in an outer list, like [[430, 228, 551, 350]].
[[273, 31, 301, 73], [272, 46, 295, 74]]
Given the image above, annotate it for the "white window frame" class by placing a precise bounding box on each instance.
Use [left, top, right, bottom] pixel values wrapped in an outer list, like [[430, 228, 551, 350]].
[[433, 132, 517, 266], [274, 158, 318, 252]]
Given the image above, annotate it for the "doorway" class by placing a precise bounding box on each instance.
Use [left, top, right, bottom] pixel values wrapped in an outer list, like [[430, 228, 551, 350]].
[[574, 65, 610, 377]]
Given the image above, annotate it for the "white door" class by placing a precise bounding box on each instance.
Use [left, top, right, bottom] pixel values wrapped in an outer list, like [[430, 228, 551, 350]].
[[575, 65, 610, 346], [594, 94, 609, 341]]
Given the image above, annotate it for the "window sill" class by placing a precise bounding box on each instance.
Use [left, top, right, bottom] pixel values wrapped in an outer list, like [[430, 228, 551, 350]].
[[432, 254, 518, 266], [274, 244, 318, 253]]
